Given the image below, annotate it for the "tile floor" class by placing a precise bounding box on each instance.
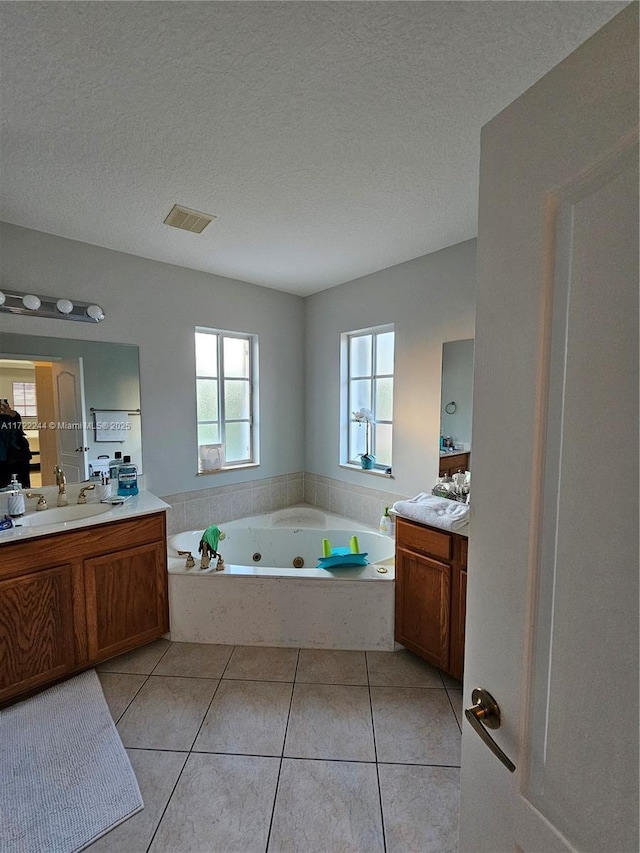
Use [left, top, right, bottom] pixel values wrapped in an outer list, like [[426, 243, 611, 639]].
[[91, 639, 463, 853]]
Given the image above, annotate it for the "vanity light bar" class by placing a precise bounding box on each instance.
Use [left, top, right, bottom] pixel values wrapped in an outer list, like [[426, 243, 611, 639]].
[[0, 288, 105, 323]]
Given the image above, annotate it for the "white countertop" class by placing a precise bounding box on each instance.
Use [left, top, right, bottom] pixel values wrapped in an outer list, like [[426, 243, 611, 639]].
[[0, 489, 170, 544], [439, 448, 470, 457]]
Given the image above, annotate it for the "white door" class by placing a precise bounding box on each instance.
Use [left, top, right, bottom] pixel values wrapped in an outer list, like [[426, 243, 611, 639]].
[[52, 357, 89, 482], [459, 6, 638, 853]]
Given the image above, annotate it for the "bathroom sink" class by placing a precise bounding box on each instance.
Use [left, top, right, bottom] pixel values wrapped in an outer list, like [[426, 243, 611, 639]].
[[19, 503, 113, 527]]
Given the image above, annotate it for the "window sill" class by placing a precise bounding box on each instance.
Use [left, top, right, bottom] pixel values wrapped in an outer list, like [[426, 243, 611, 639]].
[[339, 463, 394, 479], [197, 462, 260, 476]]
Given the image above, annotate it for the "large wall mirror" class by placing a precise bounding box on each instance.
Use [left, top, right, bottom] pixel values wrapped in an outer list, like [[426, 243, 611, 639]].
[[0, 332, 141, 486], [440, 338, 474, 474]]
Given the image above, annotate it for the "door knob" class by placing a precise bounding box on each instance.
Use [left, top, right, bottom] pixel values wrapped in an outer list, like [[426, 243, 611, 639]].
[[465, 687, 516, 773]]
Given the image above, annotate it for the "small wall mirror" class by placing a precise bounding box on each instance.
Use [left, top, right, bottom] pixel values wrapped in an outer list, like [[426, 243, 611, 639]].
[[439, 339, 474, 475], [0, 332, 141, 486]]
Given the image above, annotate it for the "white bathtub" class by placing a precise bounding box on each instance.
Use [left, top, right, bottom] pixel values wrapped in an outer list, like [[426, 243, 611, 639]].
[[167, 506, 396, 650]]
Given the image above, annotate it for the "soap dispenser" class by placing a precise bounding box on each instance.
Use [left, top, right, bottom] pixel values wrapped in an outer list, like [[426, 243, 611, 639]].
[[379, 506, 395, 537], [7, 474, 25, 518]]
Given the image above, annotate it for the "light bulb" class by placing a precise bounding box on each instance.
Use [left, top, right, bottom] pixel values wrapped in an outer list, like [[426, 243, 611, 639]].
[[56, 298, 74, 314], [22, 294, 41, 311], [86, 304, 105, 322]]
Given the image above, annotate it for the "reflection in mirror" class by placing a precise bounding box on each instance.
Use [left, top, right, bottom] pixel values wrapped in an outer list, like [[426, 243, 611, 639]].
[[0, 333, 141, 487], [440, 339, 474, 471]]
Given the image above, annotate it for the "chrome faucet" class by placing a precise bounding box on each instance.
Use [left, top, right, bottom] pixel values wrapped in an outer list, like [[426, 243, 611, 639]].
[[54, 465, 68, 506]]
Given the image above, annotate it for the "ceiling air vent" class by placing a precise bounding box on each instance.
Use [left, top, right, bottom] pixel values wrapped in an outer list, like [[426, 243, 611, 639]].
[[163, 204, 216, 234]]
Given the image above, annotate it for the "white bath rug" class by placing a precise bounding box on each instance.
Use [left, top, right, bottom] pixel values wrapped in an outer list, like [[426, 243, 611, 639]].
[[0, 669, 143, 853]]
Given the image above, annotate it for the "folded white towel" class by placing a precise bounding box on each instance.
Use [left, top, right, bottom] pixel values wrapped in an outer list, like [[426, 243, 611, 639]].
[[392, 493, 470, 532]]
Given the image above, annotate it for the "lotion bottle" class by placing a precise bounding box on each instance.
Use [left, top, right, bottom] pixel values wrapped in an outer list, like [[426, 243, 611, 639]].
[[379, 506, 395, 536]]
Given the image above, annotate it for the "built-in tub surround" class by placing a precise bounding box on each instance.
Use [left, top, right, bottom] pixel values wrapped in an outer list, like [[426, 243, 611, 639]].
[[167, 507, 396, 650], [161, 471, 408, 536]]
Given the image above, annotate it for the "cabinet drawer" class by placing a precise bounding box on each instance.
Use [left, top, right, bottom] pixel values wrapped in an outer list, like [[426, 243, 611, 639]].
[[396, 517, 452, 561], [439, 453, 469, 476], [0, 512, 166, 578]]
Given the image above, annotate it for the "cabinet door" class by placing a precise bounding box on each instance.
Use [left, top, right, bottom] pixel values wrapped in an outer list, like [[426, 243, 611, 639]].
[[395, 546, 451, 670], [0, 565, 75, 703], [449, 568, 467, 681], [84, 541, 168, 661]]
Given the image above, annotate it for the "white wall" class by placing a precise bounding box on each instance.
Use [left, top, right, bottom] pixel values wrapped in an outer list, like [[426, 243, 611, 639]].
[[305, 240, 476, 498], [1, 224, 476, 501], [0, 223, 305, 496]]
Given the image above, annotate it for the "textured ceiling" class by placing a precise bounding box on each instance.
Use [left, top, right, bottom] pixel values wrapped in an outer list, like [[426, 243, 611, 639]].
[[0, 1, 627, 295]]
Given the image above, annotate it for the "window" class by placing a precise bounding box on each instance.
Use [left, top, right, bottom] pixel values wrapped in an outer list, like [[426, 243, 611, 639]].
[[12, 381, 37, 417], [342, 325, 394, 469], [195, 328, 258, 472]]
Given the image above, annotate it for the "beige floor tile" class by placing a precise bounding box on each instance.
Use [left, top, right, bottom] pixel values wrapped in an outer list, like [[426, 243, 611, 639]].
[[448, 689, 463, 730], [97, 671, 147, 722], [225, 645, 298, 681], [117, 675, 218, 751], [194, 679, 293, 756], [441, 671, 463, 690], [149, 753, 280, 853], [284, 683, 375, 761], [367, 649, 444, 688], [86, 749, 188, 852], [371, 687, 461, 766], [378, 764, 460, 853], [96, 638, 171, 675], [268, 758, 384, 853], [296, 649, 368, 685], [152, 641, 233, 679]]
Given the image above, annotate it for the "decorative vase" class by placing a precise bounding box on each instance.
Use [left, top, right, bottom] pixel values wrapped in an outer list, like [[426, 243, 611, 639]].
[[360, 453, 375, 470]]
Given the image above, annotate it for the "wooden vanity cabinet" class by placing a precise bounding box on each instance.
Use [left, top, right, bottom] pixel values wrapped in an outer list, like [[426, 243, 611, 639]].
[[0, 511, 168, 706], [438, 451, 470, 478], [395, 516, 467, 681]]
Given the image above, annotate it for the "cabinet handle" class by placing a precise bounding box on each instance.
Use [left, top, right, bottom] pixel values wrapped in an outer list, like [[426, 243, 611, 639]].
[[464, 687, 516, 773]]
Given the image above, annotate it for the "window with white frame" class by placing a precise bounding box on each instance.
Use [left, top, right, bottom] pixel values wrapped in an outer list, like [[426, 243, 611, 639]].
[[195, 328, 258, 473], [342, 325, 394, 469], [12, 381, 37, 417]]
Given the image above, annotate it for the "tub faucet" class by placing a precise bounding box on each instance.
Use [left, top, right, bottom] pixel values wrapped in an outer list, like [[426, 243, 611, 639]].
[[54, 465, 68, 506]]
